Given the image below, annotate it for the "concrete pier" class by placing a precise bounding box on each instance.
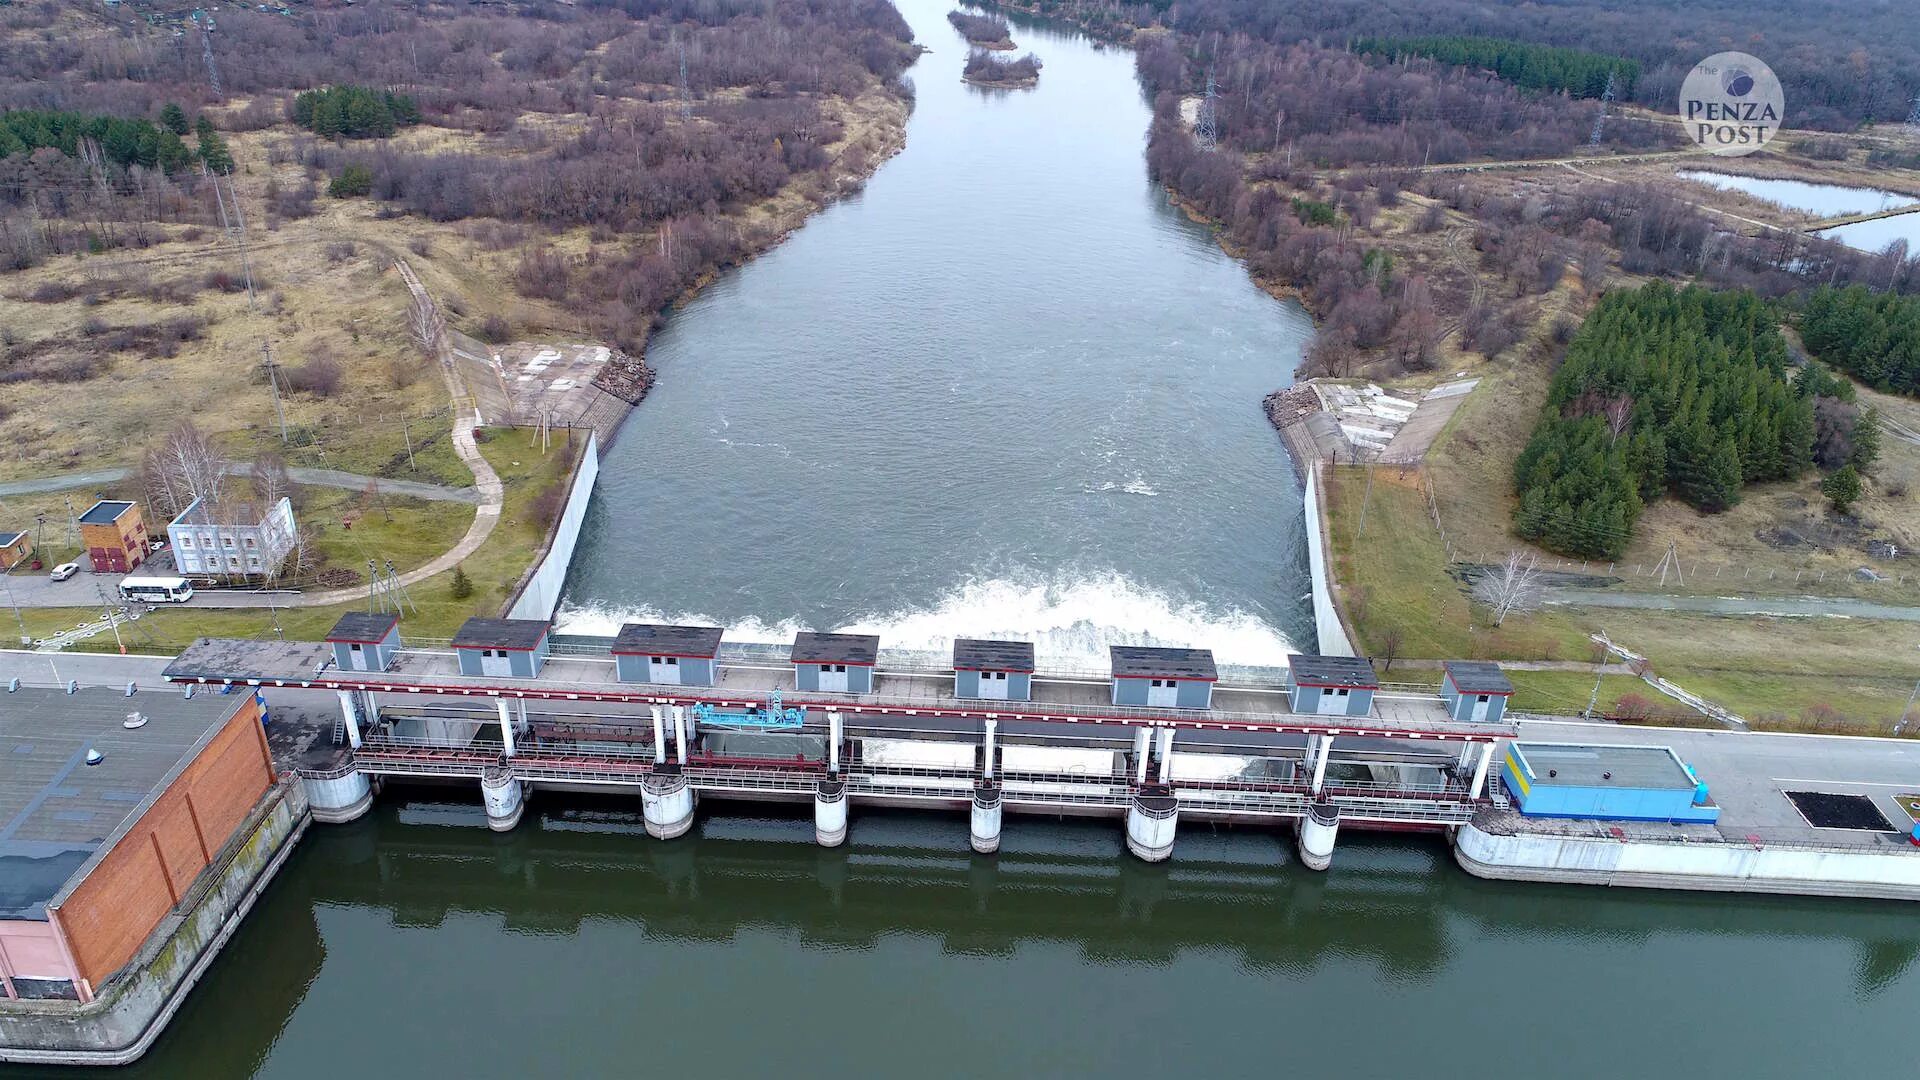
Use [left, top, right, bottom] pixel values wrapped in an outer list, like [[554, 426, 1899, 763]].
[[480, 764, 524, 832], [1126, 789, 1179, 862], [971, 781, 1003, 854], [815, 778, 849, 847], [301, 768, 372, 824], [1298, 799, 1340, 871], [641, 766, 695, 839]]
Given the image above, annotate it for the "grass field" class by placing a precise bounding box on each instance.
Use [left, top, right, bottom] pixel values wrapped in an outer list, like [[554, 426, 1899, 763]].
[[28, 427, 579, 648]]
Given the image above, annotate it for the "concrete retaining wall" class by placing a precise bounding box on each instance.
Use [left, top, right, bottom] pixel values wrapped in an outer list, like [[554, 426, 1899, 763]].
[[1455, 822, 1920, 901], [506, 430, 600, 622], [1302, 462, 1354, 657], [0, 781, 311, 1065]]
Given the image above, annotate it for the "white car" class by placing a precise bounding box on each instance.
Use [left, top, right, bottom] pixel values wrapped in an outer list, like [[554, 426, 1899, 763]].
[[49, 562, 79, 582]]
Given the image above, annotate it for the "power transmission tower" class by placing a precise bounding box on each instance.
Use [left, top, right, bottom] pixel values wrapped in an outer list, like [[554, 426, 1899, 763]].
[[1908, 93, 1920, 134], [1588, 70, 1616, 149], [1195, 67, 1219, 151], [262, 342, 289, 445], [1653, 540, 1684, 587], [196, 13, 222, 97], [677, 36, 693, 119]]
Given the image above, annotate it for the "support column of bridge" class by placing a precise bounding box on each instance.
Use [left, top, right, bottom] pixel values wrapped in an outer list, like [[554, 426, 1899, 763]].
[[642, 765, 694, 839], [495, 698, 516, 758], [971, 780, 1003, 854], [1126, 789, 1178, 862], [335, 689, 363, 749], [481, 762, 524, 832], [1305, 734, 1332, 794], [1298, 798, 1340, 871], [815, 778, 848, 847], [1469, 743, 1494, 799], [307, 689, 374, 823], [1132, 728, 1151, 784], [1155, 726, 1176, 782]]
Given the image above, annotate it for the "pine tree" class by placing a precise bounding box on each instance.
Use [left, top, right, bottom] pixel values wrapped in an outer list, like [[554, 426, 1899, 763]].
[[195, 115, 233, 173], [1822, 464, 1862, 514], [450, 564, 474, 600], [160, 103, 189, 135], [1851, 406, 1882, 474]]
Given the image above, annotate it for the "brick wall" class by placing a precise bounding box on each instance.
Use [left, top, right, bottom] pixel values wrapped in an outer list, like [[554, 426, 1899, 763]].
[[51, 697, 274, 993]]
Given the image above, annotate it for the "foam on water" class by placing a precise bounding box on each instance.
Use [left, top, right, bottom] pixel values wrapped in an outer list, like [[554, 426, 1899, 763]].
[[555, 570, 1294, 667]]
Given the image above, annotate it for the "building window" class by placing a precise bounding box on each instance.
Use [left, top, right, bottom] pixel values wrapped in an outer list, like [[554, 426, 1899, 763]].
[[179, 536, 193, 548], [350, 643, 363, 654], [1335, 688, 1349, 698], [200, 532, 214, 547], [244, 537, 257, 549], [1477, 695, 1490, 704], [247, 555, 260, 568], [652, 656, 678, 666], [223, 537, 235, 549], [227, 555, 241, 569]]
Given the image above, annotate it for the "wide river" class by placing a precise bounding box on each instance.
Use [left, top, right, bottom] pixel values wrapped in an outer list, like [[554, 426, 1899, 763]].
[[555, 0, 1315, 663], [10, 5, 1919, 1078]]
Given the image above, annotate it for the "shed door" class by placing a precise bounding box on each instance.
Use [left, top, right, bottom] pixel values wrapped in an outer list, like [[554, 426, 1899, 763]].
[[1147, 679, 1178, 707], [480, 648, 512, 677], [1471, 694, 1492, 722], [650, 656, 681, 685], [820, 664, 849, 693], [1319, 687, 1349, 715], [348, 642, 368, 671], [979, 670, 1008, 700]]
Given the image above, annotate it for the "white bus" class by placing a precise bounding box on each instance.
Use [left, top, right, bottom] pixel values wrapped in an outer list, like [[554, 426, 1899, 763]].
[[119, 576, 194, 604]]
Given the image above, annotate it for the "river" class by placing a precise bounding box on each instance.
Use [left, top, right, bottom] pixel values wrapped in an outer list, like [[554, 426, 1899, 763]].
[[554, 0, 1315, 664], [10, 7, 1920, 1077]]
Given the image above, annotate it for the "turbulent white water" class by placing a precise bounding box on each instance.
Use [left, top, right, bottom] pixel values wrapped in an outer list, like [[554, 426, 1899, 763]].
[[556, 571, 1295, 667]]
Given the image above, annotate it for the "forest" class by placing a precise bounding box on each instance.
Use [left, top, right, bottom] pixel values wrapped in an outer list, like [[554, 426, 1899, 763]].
[[1016, 0, 1920, 128], [947, 10, 1013, 48], [1511, 283, 1813, 559], [0, 0, 918, 347], [1349, 36, 1637, 100], [290, 86, 422, 140], [0, 109, 197, 174], [963, 50, 1043, 86], [1800, 286, 1920, 398]]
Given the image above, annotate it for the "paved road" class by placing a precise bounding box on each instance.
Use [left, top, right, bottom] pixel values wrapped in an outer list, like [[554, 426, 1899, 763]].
[[0, 465, 478, 503], [1546, 588, 1920, 621], [1516, 715, 1920, 838]]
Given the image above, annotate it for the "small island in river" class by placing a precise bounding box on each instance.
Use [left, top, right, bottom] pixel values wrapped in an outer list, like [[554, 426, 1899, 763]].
[[963, 48, 1043, 88], [947, 9, 1015, 50]]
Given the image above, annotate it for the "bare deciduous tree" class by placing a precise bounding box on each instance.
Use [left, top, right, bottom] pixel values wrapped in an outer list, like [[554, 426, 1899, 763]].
[[407, 292, 446, 361], [1472, 551, 1544, 626], [142, 421, 226, 521], [1377, 626, 1403, 672]]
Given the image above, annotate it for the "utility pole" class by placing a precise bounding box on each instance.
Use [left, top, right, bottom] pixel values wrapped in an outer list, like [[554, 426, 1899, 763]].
[[400, 412, 417, 471], [1897, 676, 1920, 736], [1, 574, 30, 647], [1588, 69, 1616, 149], [1907, 93, 1920, 135], [677, 35, 693, 119]]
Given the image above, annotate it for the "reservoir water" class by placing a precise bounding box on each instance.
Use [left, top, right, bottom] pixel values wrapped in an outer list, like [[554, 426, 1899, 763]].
[[9, 8, 1919, 1078], [30, 798, 1920, 1079], [1675, 169, 1920, 255], [556, 0, 1316, 664]]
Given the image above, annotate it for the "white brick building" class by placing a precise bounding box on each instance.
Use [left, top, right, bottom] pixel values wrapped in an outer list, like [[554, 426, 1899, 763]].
[[168, 497, 298, 580]]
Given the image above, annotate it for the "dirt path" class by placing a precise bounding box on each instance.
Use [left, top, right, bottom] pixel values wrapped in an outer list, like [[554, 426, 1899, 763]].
[[255, 262, 503, 609]]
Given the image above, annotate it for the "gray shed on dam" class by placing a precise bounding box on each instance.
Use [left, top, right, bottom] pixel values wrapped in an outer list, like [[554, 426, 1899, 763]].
[[953, 638, 1035, 701], [1109, 646, 1216, 709], [452, 617, 552, 678], [1286, 654, 1378, 717], [1442, 660, 1514, 724], [326, 611, 400, 673], [612, 623, 723, 686], [792, 632, 879, 694]]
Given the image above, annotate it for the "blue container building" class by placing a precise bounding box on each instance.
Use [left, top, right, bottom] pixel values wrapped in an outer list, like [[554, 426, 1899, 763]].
[[792, 632, 879, 694], [612, 623, 722, 687], [953, 639, 1034, 701], [1502, 742, 1720, 823], [1441, 660, 1514, 723], [1109, 646, 1216, 709], [326, 611, 401, 673], [1285, 655, 1377, 717], [452, 617, 552, 679]]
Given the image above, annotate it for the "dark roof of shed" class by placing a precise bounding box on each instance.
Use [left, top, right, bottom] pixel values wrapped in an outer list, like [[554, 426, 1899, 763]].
[[1109, 646, 1217, 681], [1289, 654, 1379, 688], [791, 632, 879, 665], [612, 623, 723, 657], [0, 531, 23, 546], [451, 617, 551, 651], [78, 500, 135, 526], [0, 687, 250, 919], [326, 611, 400, 644], [1444, 660, 1514, 695], [953, 638, 1035, 672]]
